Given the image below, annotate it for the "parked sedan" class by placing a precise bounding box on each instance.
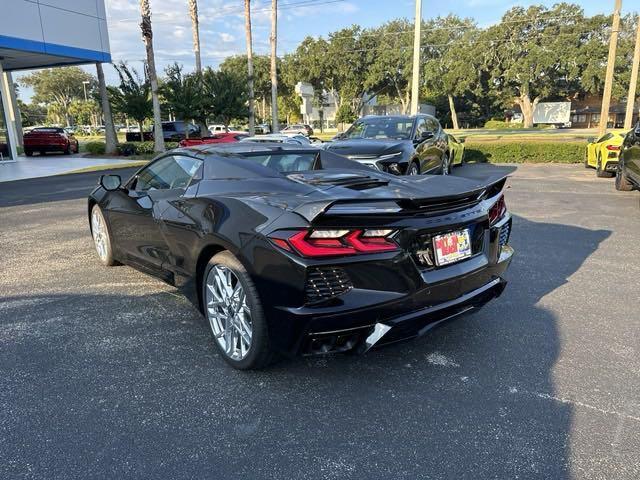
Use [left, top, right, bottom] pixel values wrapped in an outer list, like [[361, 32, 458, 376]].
[[240, 134, 311, 145], [615, 123, 640, 192], [24, 127, 79, 156], [88, 143, 513, 369], [156, 121, 201, 142], [179, 132, 249, 147], [585, 131, 626, 177], [281, 124, 314, 137], [325, 115, 450, 175]]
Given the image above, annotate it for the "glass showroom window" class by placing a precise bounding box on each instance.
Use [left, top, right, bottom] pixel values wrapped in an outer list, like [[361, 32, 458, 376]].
[[0, 93, 12, 161]]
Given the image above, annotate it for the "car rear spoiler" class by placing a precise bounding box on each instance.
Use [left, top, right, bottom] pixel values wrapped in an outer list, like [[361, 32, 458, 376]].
[[292, 174, 508, 222]]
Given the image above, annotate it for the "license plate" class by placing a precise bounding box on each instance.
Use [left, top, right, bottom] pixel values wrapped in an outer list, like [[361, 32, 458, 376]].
[[433, 229, 472, 266]]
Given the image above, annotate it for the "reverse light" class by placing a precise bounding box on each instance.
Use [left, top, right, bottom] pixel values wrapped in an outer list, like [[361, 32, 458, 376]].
[[271, 229, 399, 258], [488, 195, 507, 225]]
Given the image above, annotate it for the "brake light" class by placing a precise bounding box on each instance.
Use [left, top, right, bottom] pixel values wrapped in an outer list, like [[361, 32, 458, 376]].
[[606, 145, 620, 151], [488, 195, 507, 225], [271, 229, 398, 257]]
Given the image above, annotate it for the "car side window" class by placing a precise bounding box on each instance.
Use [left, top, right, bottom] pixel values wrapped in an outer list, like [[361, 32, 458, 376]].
[[597, 133, 612, 143], [426, 117, 440, 133], [134, 156, 202, 191], [414, 118, 428, 139]]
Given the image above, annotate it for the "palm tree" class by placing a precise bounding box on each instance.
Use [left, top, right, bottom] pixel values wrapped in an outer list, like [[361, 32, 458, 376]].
[[244, 0, 255, 135], [188, 0, 208, 135], [108, 62, 153, 140], [270, 0, 279, 132], [188, 0, 202, 73], [139, 0, 164, 152], [96, 62, 118, 154]]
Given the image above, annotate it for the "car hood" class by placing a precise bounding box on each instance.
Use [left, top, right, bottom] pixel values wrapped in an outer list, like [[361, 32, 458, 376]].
[[325, 139, 411, 157]]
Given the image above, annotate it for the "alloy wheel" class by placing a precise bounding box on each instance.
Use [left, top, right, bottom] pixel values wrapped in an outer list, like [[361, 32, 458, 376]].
[[408, 163, 419, 175], [205, 265, 253, 361], [91, 209, 108, 262]]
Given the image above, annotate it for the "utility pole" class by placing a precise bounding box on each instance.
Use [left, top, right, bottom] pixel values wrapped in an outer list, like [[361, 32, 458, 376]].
[[244, 0, 255, 136], [599, 0, 622, 137], [270, 0, 279, 133], [624, 16, 640, 130], [410, 0, 422, 116]]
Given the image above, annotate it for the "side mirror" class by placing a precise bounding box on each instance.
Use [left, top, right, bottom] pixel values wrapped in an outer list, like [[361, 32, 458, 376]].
[[420, 131, 434, 141], [100, 174, 122, 191], [587, 137, 595, 143]]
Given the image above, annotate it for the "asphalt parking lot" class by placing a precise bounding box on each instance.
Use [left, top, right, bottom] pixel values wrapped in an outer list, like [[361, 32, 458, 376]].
[[1, 163, 639, 479]]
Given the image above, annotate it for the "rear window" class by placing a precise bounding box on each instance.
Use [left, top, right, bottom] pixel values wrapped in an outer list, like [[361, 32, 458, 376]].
[[32, 128, 64, 133], [243, 152, 318, 172]]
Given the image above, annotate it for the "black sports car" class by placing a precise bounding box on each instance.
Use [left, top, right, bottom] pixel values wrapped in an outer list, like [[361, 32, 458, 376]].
[[325, 114, 450, 175], [89, 143, 514, 369], [616, 123, 640, 192]]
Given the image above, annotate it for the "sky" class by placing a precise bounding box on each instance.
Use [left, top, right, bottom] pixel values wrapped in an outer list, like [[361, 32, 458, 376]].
[[15, 0, 635, 102]]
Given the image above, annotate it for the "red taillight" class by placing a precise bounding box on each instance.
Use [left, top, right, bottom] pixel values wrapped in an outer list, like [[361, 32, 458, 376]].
[[272, 229, 398, 257], [606, 145, 620, 151], [488, 195, 507, 225]]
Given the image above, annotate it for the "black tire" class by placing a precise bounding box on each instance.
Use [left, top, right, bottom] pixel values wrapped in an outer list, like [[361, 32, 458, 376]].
[[615, 167, 634, 191], [25, 149, 33, 157], [407, 161, 420, 176], [584, 149, 590, 168], [90, 205, 117, 266], [63, 143, 71, 155], [202, 251, 274, 370], [441, 152, 451, 175], [596, 155, 614, 178]]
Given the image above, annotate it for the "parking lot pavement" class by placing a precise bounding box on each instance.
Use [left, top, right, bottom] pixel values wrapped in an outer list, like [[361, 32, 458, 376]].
[[1, 164, 639, 479], [0, 155, 135, 183]]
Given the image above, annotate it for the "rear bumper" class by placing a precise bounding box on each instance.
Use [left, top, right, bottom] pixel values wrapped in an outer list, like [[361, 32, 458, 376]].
[[270, 244, 514, 356]]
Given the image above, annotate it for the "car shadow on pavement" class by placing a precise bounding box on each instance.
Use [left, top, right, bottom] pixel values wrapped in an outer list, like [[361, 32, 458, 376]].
[[0, 219, 611, 479]]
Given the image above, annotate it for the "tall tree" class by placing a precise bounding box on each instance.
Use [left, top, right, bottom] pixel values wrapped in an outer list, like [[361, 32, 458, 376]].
[[364, 20, 414, 114], [96, 62, 118, 154], [161, 63, 208, 137], [203, 69, 248, 129], [422, 16, 480, 129], [270, 0, 279, 132], [108, 62, 153, 139], [139, 0, 165, 152], [482, 4, 586, 127], [20, 67, 96, 127], [220, 55, 273, 121], [244, 0, 255, 135], [189, 0, 202, 73]]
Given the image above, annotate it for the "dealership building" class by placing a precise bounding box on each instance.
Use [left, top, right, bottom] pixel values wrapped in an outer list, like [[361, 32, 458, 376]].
[[0, 0, 111, 161]]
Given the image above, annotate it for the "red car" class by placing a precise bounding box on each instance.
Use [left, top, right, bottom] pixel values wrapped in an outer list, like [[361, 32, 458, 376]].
[[24, 127, 79, 156], [179, 132, 248, 147]]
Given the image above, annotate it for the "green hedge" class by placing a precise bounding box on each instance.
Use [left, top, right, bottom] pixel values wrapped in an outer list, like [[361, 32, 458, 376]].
[[85, 141, 106, 155], [464, 141, 585, 164], [484, 120, 523, 129], [84, 141, 180, 157]]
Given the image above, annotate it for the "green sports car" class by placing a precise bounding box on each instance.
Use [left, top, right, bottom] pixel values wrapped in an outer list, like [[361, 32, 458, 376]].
[[447, 133, 466, 166]]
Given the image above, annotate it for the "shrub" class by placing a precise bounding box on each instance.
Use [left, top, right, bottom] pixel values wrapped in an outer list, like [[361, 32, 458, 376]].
[[117, 142, 136, 156], [464, 141, 585, 164], [484, 120, 523, 129], [85, 141, 106, 155]]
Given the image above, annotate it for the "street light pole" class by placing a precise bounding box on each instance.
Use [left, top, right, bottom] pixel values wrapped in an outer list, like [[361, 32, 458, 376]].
[[410, 0, 422, 115], [624, 16, 640, 130], [82, 80, 89, 102], [598, 0, 622, 137]]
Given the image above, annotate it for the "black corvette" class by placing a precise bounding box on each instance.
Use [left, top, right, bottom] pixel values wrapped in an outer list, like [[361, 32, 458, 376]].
[[89, 143, 513, 369]]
